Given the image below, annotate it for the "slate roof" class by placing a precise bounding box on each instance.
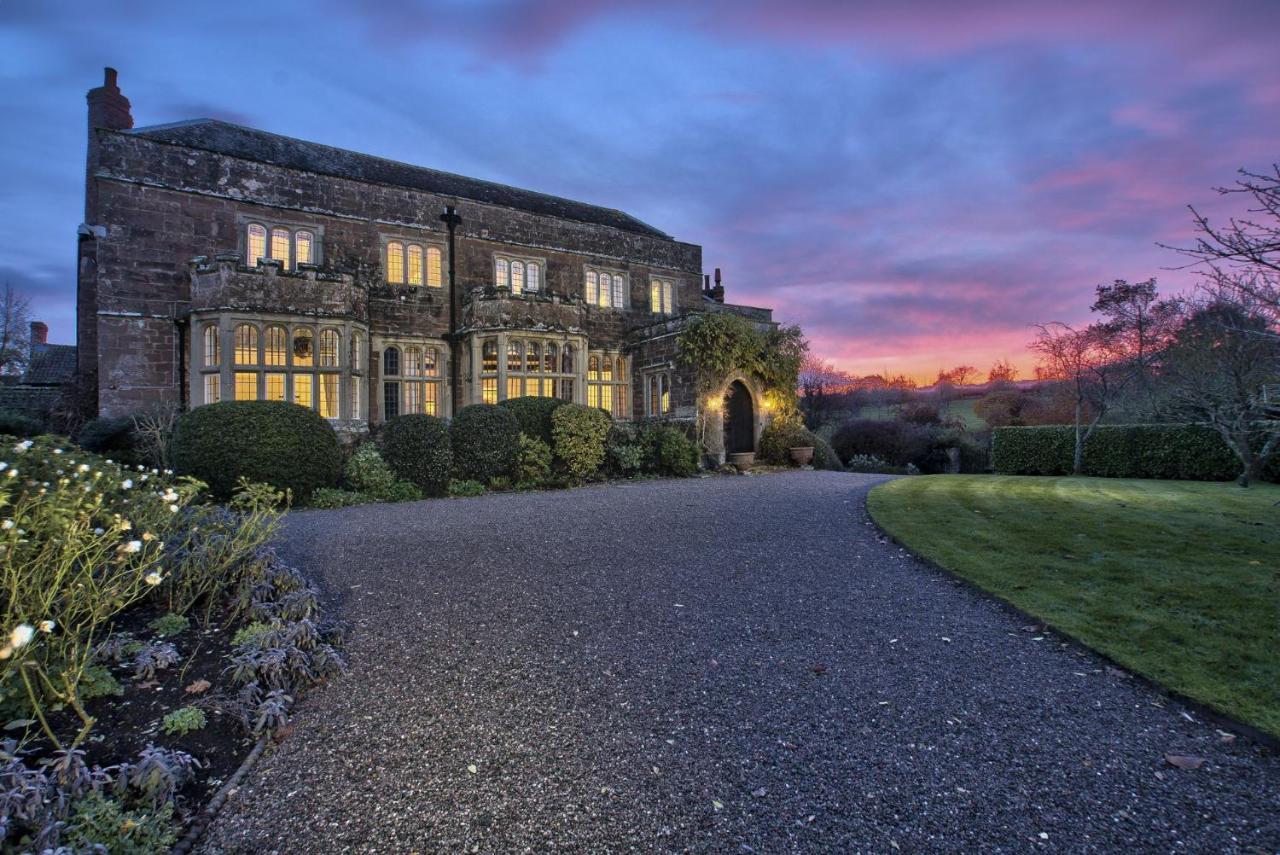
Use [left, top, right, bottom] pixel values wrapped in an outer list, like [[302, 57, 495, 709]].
[[128, 120, 671, 239], [24, 344, 77, 386]]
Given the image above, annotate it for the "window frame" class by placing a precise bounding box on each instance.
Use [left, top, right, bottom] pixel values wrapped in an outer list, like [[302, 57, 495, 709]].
[[382, 235, 445, 288], [584, 266, 628, 310], [239, 218, 323, 268], [586, 350, 630, 419], [493, 253, 545, 296], [379, 337, 447, 418]]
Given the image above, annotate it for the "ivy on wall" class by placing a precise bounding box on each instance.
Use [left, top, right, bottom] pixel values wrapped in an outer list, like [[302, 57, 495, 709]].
[[676, 313, 807, 399]]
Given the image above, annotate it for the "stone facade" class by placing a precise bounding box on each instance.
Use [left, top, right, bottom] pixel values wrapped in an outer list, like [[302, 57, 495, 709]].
[[76, 69, 775, 455]]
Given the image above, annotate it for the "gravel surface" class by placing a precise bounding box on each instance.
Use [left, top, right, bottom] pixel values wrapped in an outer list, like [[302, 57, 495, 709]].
[[200, 472, 1280, 854]]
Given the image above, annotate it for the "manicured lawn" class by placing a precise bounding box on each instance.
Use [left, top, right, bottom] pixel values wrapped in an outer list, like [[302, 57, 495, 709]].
[[867, 475, 1280, 738]]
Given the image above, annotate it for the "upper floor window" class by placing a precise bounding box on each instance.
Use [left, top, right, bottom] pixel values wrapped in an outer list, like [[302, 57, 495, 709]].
[[385, 240, 442, 287], [585, 269, 626, 309], [494, 255, 542, 295], [650, 278, 675, 315], [245, 222, 316, 269]]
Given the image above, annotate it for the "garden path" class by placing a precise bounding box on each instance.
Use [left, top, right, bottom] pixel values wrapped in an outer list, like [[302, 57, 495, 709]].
[[200, 472, 1280, 853]]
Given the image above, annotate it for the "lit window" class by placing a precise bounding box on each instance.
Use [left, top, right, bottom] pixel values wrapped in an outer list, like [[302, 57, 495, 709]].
[[264, 325, 287, 367], [403, 381, 421, 414], [319, 329, 339, 367], [585, 271, 598, 304], [526, 341, 540, 373], [234, 324, 258, 365], [495, 258, 509, 289], [203, 324, 220, 367], [482, 340, 498, 373], [407, 244, 423, 286], [204, 374, 220, 404], [586, 269, 625, 309], [384, 346, 400, 377], [235, 371, 256, 401], [427, 247, 442, 287], [587, 352, 628, 419], [507, 377, 522, 399], [247, 224, 266, 265], [507, 341, 522, 373], [265, 373, 286, 402], [613, 275, 624, 308], [404, 346, 422, 377], [651, 278, 674, 315], [482, 377, 497, 404], [423, 382, 438, 415], [294, 373, 313, 408], [319, 374, 339, 419], [511, 261, 525, 295], [424, 347, 439, 377], [649, 373, 671, 416], [386, 241, 405, 284], [270, 228, 291, 269], [660, 375, 670, 414], [526, 263, 540, 293], [293, 328, 314, 367], [295, 231, 314, 266]]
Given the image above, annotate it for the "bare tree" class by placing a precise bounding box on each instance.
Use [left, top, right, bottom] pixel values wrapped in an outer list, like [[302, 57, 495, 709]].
[[1159, 291, 1279, 486], [1089, 278, 1181, 414], [1031, 322, 1129, 474], [0, 283, 31, 376], [986, 359, 1018, 388], [798, 354, 852, 429]]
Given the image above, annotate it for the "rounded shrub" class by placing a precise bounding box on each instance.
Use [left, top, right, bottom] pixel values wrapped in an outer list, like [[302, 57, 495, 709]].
[[551, 403, 611, 480], [759, 416, 844, 471], [171, 401, 342, 501], [605, 423, 645, 478], [345, 443, 398, 496], [0, 411, 45, 438], [645, 424, 700, 477], [379, 415, 453, 495], [497, 396, 565, 445], [451, 404, 520, 483], [78, 415, 142, 464], [516, 434, 553, 485]]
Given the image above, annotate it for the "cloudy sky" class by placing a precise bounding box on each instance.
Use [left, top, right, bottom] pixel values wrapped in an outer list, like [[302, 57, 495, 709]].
[[1, 0, 1276, 381]]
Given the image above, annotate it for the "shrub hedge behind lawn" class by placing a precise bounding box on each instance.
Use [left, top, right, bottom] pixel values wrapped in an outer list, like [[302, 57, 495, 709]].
[[451, 404, 520, 482], [172, 400, 343, 500], [498, 396, 565, 445], [380, 414, 453, 495], [992, 424, 1280, 482]]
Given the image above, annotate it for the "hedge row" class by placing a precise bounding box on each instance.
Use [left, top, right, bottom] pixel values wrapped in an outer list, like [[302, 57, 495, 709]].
[[991, 424, 1279, 482]]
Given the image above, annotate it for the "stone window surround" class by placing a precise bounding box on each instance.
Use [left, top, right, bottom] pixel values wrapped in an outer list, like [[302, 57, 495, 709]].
[[190, 311, 367, 422], [380, 233, 446, 288], [470, 331, 586, 407], [372, 334, 452, 420], [642, 365, 674, 417], [236, 214, 324, 268], [493, 251, 547, 296], [587, 349, 631, 420], [584, 265, 629, 310]]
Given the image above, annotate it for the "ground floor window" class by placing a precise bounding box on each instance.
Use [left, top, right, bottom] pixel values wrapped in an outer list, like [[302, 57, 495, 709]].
[[380, 341, 446, 420], [587, 353, 629, 419], [647, 372, 672, 416]]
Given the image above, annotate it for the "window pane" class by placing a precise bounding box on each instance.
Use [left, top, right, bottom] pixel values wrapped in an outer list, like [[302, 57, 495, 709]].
[[495, 257, 509, 289], [602, 357, 613, 381], [319, 329, 339, 367], [294, 373, 313, 409], [271, 228, 291, 269], [587, 384, 600, 409], [661, 375, 670, 414], [319, 374, 339, 418], [424, 347, 439, 377], [424, 382, 438, 416], [234, 324, 258, 365], [614, 386, 627, 418], [383, 381, 399, 421], [264, 325, 287, 366], [295, 231, 314, 265], [616, 356, 625, 378], [265, 372, 286, 402], [352, 377, 362, 419], [562, 345, 574, 374], [600, 384, 613, 415], [649, 376, 658, 416], [526, 341, 539, 373], [507, 341, 522, 373], [405, 346, 422, 377], [664, 281, 674, 313], [407, 244, 423, 286], [526, 263, 540, 293], [247, 224, 266, 265], [612, 275, 624, 308], [511, 261, 524, 294], [545, 343, 557, 373], [204, 373, 220, 405], [351, 332, 363, 372], [386, 241, 404, 283], [559, 378, 574, 401], [588, 355, 600, 380], [482, 377, 497, 404], [507, 377, 521, 400], [293, 328, 314, 367], [384, 346, 400, 377], [234, 371, 256, 401], [651, 281, 661, 312], [585, 271, 597, 304], [482, 340, 497, 373], [203, 324, 220, 367], [403, 381, 421, 414], [427, 247, 442, 287]]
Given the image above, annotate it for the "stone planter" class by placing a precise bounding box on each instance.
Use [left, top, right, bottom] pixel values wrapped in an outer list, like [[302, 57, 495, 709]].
[[727, 452, 756, 471], [788, 446, 814, 466]]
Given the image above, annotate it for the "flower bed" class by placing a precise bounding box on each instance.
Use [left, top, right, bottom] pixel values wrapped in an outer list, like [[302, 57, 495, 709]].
[[0, 436, 344, 851]]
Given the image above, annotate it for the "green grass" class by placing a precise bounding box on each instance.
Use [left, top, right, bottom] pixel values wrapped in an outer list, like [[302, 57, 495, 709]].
[[867, 475, 1280, 738]]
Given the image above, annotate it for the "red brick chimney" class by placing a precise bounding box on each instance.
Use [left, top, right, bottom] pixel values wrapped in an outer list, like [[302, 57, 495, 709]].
[[86, 68, 132, 220], [30, 322, 48, 346]]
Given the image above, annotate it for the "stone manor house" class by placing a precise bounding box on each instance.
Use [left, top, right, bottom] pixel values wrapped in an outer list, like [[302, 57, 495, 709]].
[[77, 70, 775, 458]]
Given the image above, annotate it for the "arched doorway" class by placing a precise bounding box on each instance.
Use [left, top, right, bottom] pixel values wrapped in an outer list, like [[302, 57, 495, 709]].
[[723, 380, 755, 454]]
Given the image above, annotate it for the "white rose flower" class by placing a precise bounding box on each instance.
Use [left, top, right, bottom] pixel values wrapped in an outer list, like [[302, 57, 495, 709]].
[[10, 625, 34, 648], [122, 540, 142, 554], [169, 504, 179, 513], [93, 527, 105, 535], [121, 479, 133, 489], [13, 441, 32, 453], [144, 572, 163, 586], [1, 520, 12, 530], [38, 620, 55, 633]]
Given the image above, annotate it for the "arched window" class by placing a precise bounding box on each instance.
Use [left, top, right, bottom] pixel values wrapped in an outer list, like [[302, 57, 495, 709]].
[[426, 247, 442, 287], [319, 329, 340, 367], [507, 341, 522, 372], [545, 343, 557, 373], [383, 346, 400, 377], [648, 373, 671, 416], [295, 231, 314, 266], [386, 241, 405, 284], [264, 325, 287, 366], [270, 228, 291, 269], [424, 347, 439, 377], [526, 341, 540, 373], [404, 346, 422, 377], [612, 274, 624, 308], [511, 261, 525, 295], [292, 327, 314, 367], [495, 258, 509, 290], [585, 271, 598, 304], [351, 331, 363, 372], [482, 340, 498, 372], [587, 353, 628, 418], [585, 268, 625, 309], [246, 224, 266, 265], [407, 244, 423, 286], [562, 344, 575, 374], [203, 324, 220, 367], [588, 356, 600, 379], [526, 263, 540, 293], [234, 324, 258, 365]]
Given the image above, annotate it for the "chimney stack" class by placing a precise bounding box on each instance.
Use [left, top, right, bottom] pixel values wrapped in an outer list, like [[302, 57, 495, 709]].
[[710, 267, 725, 303], [87, 67, 132, 133], [30, 322, 48, 346]]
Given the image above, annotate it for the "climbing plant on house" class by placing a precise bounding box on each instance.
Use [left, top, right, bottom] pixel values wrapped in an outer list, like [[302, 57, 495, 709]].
[[676, 313, 807, 400]]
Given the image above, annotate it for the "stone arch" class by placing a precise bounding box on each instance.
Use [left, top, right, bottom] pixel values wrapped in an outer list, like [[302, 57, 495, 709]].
[[700, 372, 767, 465]]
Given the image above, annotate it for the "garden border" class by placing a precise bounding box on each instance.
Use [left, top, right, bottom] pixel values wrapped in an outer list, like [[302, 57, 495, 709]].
[[864, 479, 1280, 753], [170, 732, 271, 854]]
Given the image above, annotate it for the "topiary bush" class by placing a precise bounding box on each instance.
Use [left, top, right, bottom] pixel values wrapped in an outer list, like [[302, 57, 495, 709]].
[[551, 403, 612, 480], [991, 424, 1280, 481], [643, 423, 700, 477], [0, 410, 44, 438], [78, 414, 143, 464], [171, 401, 342, 501], [497, 396, 565, 445], [379, 415, 453, 496], [451, 404, 520, 483]]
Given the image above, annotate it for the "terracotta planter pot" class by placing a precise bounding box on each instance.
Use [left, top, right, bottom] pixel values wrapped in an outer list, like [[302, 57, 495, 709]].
[[727, 452, 756, 471], [788, 446, 815, 466]]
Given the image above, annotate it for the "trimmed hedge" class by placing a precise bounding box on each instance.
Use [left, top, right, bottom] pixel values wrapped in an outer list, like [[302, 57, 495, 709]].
[[451, 404, 520, 482], [380, 415, 453, 495], [551, 404, 611, 480], [171, 401, 342, 500], [991, 424, 1280, 482], [497, 396, 565, 445], [0, 410, 45, 438]]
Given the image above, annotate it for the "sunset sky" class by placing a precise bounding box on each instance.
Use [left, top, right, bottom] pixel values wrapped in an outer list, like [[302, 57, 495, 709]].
[[2, 1, 1277, 382]]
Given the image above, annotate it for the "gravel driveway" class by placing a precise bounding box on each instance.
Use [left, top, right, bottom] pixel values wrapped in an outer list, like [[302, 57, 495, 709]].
[[200, 472, 1280, 853]]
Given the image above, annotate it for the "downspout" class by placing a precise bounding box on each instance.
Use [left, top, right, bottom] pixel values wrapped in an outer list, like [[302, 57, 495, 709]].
[[441, 205, 463, 415], [176, 318, 188, 411]]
